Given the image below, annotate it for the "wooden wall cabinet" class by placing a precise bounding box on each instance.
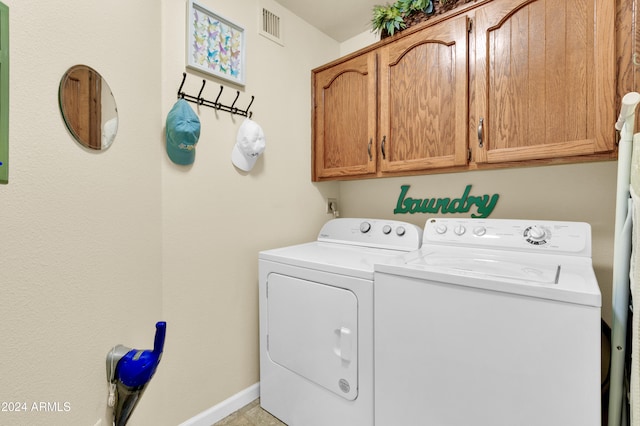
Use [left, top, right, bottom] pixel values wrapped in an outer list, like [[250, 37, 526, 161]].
[[312, 16, 469, 181], [378, 16, 469, 174], [312, 52, 377, 180], [311, 0, 616, 181], [473, 0, 615, 164]]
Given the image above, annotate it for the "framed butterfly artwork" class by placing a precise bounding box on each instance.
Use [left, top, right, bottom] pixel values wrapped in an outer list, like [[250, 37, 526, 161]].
[[186, 0, 246, 86]]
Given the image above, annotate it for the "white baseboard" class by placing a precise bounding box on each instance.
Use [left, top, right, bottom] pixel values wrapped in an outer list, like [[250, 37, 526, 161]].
[[178, 383, 260, 426]]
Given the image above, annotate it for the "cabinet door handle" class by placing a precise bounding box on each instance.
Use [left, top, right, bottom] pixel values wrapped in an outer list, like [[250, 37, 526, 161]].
[[381, 136, 386, 159], [368, 138, 372, 161], [477, 118, 484, 148]]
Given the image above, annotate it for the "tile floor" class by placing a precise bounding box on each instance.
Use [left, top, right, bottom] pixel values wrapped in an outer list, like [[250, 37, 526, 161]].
[[213, 399, 286, 426]]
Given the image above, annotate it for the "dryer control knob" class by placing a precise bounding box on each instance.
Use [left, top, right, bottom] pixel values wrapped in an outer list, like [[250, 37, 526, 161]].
[[454, 225, 466, 236], [382, 225, 392, 235], [435, 224, 448, 234], [473, 226, 487, 237], [360, 222, 371, 233], [396, 226, 406, 237]]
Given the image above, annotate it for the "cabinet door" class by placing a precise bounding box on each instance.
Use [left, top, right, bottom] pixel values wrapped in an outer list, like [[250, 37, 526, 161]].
[[474, 0, 615, 164], [378, 16, 469, 173], [313, 52, 377, 180]]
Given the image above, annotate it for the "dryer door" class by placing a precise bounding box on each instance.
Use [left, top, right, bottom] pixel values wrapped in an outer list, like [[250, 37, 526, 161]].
[[266, 273, 358, 400]]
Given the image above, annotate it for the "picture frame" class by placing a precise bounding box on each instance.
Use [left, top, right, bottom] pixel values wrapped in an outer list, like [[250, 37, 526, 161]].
[[186, 0, 246, 86]]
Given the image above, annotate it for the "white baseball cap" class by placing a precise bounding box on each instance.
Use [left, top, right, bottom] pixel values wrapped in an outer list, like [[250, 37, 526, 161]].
[[232, 118, 266, 171]]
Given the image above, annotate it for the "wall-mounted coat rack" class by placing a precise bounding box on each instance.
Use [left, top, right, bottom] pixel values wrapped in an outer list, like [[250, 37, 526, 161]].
[[176, 72, 254, 118]]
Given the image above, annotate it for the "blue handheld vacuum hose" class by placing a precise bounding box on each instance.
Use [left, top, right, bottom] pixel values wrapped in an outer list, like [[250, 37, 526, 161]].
[[107, 322, 166, 426], [117, 322, 166, 388]]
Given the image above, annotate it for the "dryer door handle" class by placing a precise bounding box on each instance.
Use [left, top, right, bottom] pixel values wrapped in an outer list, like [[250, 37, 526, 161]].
[[334, 327, 352, 362]]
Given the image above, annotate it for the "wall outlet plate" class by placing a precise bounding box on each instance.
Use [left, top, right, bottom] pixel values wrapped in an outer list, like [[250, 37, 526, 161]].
[[326, 198, 338, 214]]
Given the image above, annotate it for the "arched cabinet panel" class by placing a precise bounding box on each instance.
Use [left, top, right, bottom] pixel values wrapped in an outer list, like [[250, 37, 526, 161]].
[[474, 0, 615, 163], [313, 53, 377, 180], [379, 16, 468, 173]]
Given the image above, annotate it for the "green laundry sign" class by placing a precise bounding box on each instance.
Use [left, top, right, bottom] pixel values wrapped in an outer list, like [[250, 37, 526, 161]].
[[394, 184, 499, 218]]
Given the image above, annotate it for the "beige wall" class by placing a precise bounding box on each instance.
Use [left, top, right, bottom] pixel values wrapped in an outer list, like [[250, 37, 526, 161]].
[[160, 0, 338, 424], [1, 0, 338, 425], [0, 0, 163, 425]]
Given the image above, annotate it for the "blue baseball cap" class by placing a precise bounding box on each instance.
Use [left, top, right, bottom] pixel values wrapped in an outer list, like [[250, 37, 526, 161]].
[[166, 99, 200, 165]]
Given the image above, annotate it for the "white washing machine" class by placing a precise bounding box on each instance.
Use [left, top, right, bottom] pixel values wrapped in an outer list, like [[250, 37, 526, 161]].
[[259, 218, 422, 426], [374, 218, 602, 426]]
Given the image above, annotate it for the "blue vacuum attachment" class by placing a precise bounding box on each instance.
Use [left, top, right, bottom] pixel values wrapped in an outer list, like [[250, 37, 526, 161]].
[[106, 321, 166, 426]]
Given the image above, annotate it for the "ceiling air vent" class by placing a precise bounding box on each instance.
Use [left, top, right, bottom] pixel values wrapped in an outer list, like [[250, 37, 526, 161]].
[[260, 7, 284, 46]]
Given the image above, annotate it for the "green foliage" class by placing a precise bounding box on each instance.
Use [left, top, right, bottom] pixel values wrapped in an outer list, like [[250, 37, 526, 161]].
[[371, 3, 406, 36], [371, 0, 433, 36], [397, 0, 430, 14]]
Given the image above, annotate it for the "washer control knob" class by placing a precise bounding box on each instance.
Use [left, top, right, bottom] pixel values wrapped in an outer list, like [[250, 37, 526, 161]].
[[360, 222, 371, 233], [435, 224, 448, 234], [527, 225, 546, 241], [382, 225, 392, 235], [454, 225, 466, 236], [473, 226, 487, 237], [396, 226, 406, 237]]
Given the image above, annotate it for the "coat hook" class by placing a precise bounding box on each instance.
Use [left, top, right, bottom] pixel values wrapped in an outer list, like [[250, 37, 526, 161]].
[[231, 91, 240, 113], [214, 85, 223, 109], [197, 79, 206, 105], [245, 95, 255, 117], [174, 73, 256, 118], [177, 72, 187, 99]]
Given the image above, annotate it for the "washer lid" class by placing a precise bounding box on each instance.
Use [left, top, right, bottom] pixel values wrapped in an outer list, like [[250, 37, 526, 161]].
[[420, 254, 561, 284], [376, 247, 601, 307]]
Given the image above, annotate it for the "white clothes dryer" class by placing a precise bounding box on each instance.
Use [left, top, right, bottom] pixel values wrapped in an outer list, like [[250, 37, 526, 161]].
[[374, 218, 601, 426], [259, 218, 422, 426]]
